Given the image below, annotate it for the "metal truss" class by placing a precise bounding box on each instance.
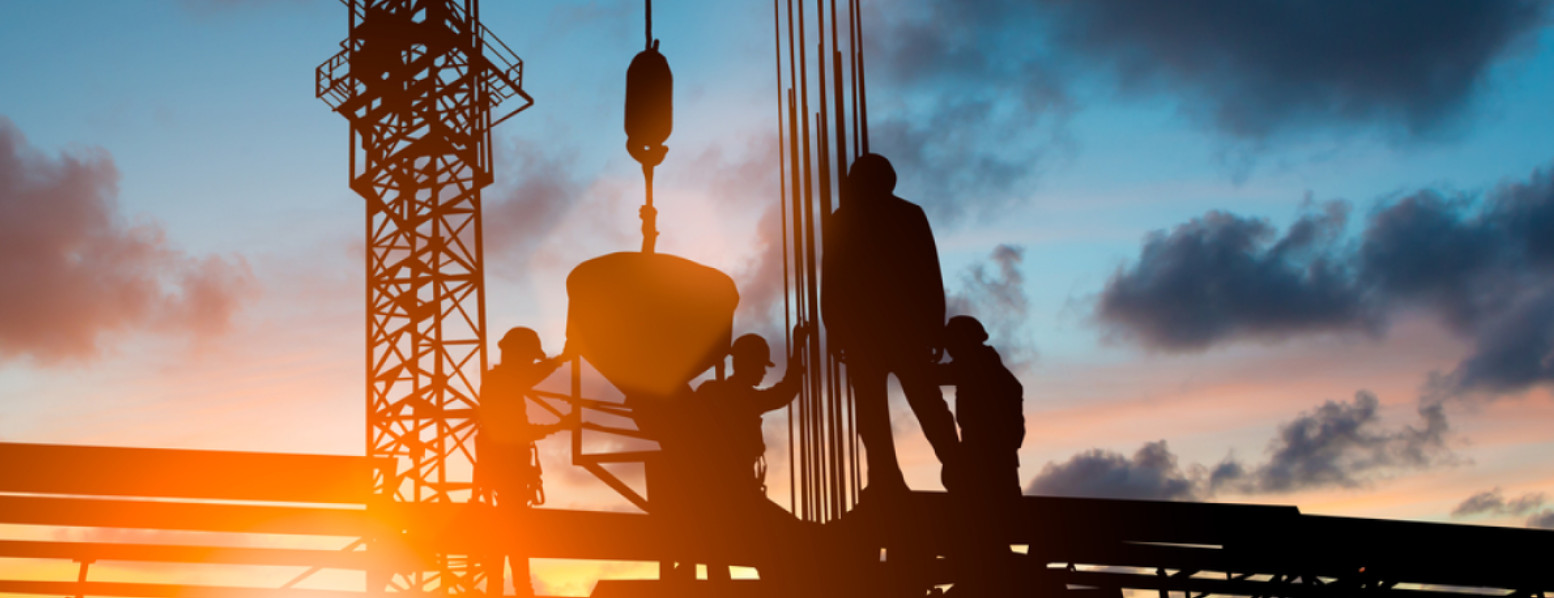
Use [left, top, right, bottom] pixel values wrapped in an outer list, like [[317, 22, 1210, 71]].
[[316, 0, 531, 594], [854, 493, 1554, 598]]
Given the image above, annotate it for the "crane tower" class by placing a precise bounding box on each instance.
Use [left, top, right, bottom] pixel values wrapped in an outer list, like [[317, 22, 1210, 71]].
[[318, 0, 531, 590], [316, 2, 530, 592], [315, 0, 531, 508]]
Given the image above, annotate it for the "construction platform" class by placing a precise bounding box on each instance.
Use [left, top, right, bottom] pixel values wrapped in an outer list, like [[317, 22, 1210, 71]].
[[2, 442, 1551, 598]]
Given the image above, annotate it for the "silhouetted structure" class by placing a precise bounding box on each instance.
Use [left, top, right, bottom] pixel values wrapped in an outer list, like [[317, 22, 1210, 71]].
[[315, 0, 531, 594], [5, 442, 1554, 598], [565, 251, 739, 578], [0, 443, 409, 598], [823, 153, 958, 499], [773, 0, 874, 523]]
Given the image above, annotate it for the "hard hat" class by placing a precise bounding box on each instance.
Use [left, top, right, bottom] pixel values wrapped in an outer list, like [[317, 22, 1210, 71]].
[[946, 315, 989, 346], [498, 327, 541, 354], [731, 333, 775, 366]]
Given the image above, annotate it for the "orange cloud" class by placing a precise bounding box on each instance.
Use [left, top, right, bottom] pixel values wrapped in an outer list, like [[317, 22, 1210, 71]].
[[0, 117, 255, 365]]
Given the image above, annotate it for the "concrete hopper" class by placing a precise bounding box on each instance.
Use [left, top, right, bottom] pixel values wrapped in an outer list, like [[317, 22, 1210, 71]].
[[566, 252, 739, 401]]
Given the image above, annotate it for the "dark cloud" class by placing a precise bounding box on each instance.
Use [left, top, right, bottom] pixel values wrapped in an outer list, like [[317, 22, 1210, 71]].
[[1027, 440, 1201, 501], [1447, 487, 1554, 530], [1434, 286, 1554, 397], [1098, 163, 1554, 400], [863, 0, 1073, 225], [855, 0, 1546, 209], [1357, 191, 1520, 329], [0, 118, 255, 365], [947, 244, 1033, 364], [1451, 487, 1547, 518], [1492, 167, 1554, 268], [1033, 0, 1549, 141], [1217, 392, 1454, 493], [1030, 391, 1456, 499], [1097, 201, 1369, 351], [858, 1, 1542, 202]]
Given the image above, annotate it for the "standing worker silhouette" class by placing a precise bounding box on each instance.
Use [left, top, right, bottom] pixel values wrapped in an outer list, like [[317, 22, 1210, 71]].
[[823, 153, 958, 501], [938, 315, 1025, 597], [477, 327, 565, 598]]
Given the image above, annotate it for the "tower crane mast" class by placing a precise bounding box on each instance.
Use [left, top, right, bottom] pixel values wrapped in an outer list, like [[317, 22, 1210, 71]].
[[316, 0, 531, 592]]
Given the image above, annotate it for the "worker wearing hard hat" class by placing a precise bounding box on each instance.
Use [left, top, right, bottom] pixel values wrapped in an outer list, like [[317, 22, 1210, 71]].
[[822, 153, 959, 502], [937, 315, 1025, 598], [694, 323, 811, 498], [939, 315, 1024, 498], [690, 322, 814, 583], [477, 326, 567, 598]]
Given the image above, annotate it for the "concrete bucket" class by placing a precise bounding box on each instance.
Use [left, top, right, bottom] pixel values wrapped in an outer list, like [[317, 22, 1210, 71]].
[[566, 252, 739, 401]]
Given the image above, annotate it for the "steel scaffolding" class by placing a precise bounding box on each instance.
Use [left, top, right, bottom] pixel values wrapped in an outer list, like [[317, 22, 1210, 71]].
[[316, 0, 531, 593]]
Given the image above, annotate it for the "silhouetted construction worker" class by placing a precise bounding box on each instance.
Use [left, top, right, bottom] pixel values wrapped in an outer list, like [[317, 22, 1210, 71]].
[[477, 327, 565, 598], [691, 323, 812, 583], [940, 316, 1024, 497], [822, 153, 958, 500], [694, 324, 809, 496], [938, 315, 1024, 598]]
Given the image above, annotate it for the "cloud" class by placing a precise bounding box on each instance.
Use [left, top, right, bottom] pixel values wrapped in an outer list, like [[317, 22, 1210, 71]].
[[484, 144, 583, 274], [864, 1, 1546, 198], [1357, 191, 1522, 330], [1216, 392, 1454, 493], [0, 117, 255, 365], [1032, 0, 1549, 141], [1450, 487, 1547, 518], [738, 203, 791, 341], [683, 139, 788, 340], [1451, 487, 1554, 530], [1027, 440, 1202, 501], [1097, 162, 1554, 400], [1028, 391, 1456, 499], [947, 244, 1033, 364], [1434, 286, 1554, 397], [863, 0, 1073, 225], [1097, 201, 1369, 351]]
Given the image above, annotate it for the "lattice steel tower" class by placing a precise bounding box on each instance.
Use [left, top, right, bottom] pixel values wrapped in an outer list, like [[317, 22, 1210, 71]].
[[316, 0, 530, 507]]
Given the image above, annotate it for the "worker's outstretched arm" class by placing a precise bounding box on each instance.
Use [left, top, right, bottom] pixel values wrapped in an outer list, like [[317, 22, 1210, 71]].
[[756, 322, 812, 412]]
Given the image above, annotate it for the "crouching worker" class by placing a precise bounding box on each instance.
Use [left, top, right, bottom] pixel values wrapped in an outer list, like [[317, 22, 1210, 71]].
[[477, 327, 567, 598], [938, 316, 1025, 597], [691, 322, 817, 585]]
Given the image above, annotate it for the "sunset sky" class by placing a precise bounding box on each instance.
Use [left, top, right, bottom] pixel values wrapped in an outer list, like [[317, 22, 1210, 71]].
[[4, 0, 1554, 593]]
